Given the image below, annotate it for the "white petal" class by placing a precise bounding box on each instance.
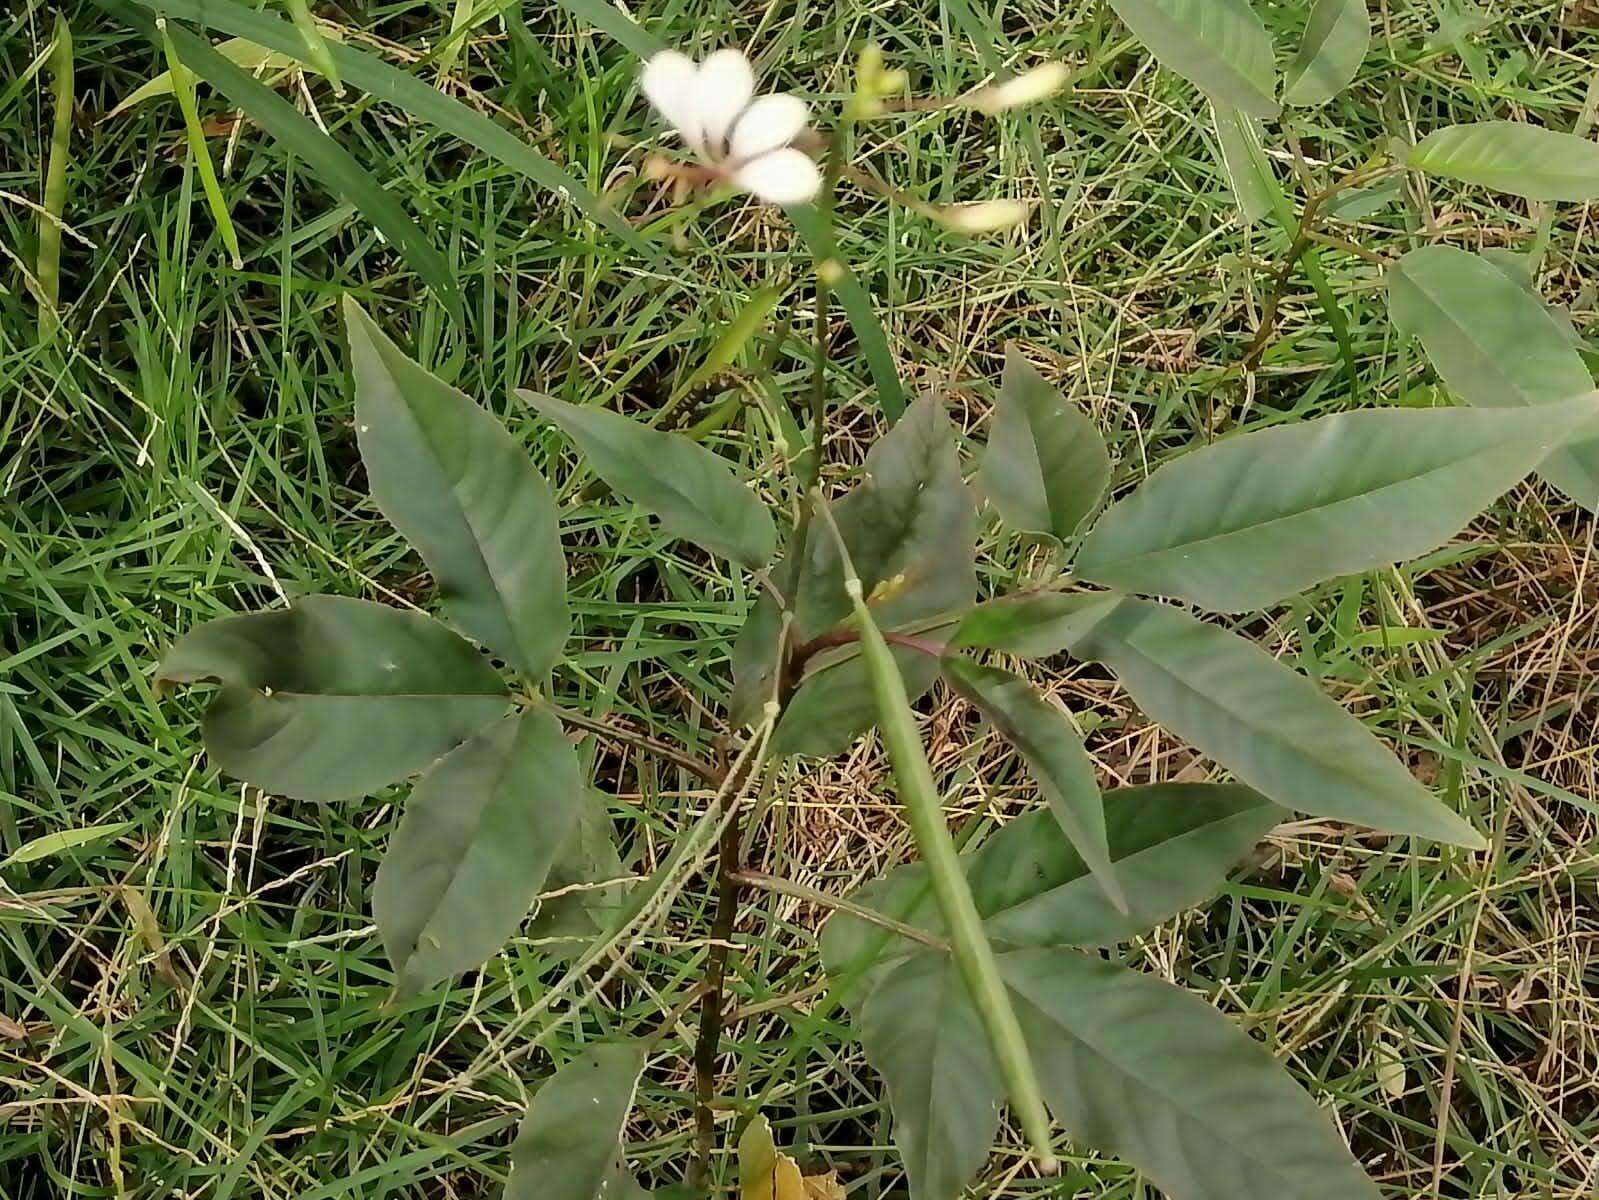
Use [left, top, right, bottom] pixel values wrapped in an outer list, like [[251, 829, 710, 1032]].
[[695, 48, 756, 156], [642, 50, 704, 152], [728, 94, 808, 163], [731, 148, 821, 205]]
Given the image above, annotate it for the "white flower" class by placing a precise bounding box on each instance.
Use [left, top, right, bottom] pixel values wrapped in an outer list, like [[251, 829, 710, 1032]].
[[641, 48, 821, 206]]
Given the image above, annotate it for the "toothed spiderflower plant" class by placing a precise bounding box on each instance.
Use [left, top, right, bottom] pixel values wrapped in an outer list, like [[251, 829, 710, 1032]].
[[148, 15, 1599, 1200]]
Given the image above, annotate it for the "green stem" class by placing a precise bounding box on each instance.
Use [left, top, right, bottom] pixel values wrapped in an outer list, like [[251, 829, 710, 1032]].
[[814, 497, 1057, 1175], [36, 13, 72, 338]]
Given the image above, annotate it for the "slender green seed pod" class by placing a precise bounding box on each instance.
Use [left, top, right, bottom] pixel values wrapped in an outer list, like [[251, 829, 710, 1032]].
[[815, 497, 1058, 1174]]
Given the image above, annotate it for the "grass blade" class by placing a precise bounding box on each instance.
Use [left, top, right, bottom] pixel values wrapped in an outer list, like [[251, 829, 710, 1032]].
[[150, 14, 463, 315], [283, 0, 343, 95], [36, 13, 72, 337], [158, 18, 245, 269], [116, 0, 657, 260], [788, 203, 907, 422]]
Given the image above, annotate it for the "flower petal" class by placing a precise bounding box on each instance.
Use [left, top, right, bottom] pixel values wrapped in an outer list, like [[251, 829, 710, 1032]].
[[642, 50, 704, 153], [731, 148, 821, 205], [728, 93, 808, 163], [695, 48, 756, 156]]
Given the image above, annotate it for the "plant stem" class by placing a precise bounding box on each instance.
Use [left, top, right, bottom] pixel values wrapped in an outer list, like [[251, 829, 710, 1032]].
[[538, 699, 724, 787]]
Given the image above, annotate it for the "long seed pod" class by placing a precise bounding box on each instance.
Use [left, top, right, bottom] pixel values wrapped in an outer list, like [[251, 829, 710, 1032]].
[[815, 495, 1058, 1174]]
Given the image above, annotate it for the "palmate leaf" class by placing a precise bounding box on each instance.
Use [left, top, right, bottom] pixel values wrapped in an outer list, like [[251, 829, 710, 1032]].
[[858, 951, 1005, 1200], [1388, 245, 1599, 512], [977, 347, 1110, 540], [823, 782, 1281, 1005], [1106, 0, 1279, 118], [519, 391, 775, 570], [1283, 0, 1370, 107], [1410, 121, 1599, 202], [506, 1042, 650, 1200], [941, 659, 1123, 911], [346, 300, 569, 676], [758, 396, 977, 756], [373, 708, 587, 996], [156, 595, 509, 801], [1065, 598, 1487, 847], [1075, 398, 1599, 612]]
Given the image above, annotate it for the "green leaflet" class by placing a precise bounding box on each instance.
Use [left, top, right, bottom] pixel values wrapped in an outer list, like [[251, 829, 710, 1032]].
[[977, 346, 1110, 540], [520, 391, 775, 569], [156, 595, 509, 801], [1002, 948, 1383, 1200], [1283, 0, 1370, 107], [1210, 105, 1273, 223], [1076, 398, 1599, 612], [823, 782, 1281, 1005], [859, 952, 1005, 1200], [856, 948, 1381, 1200], [1388, 245, 1599, 512], [1066, 598, 1487, 848], [346, 300, 569, 675], [374, 709, 587, 996], [1106, 0, 1279, 118], [950, 591, 1122, 657], [506, 1042, 650, 1200], [941, 659, 1123, 911], [1410, 121, 1599, 202]]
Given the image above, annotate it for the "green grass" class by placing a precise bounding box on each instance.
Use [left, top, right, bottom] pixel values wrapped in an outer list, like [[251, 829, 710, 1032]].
[[3, 0, 1598, 1196]]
